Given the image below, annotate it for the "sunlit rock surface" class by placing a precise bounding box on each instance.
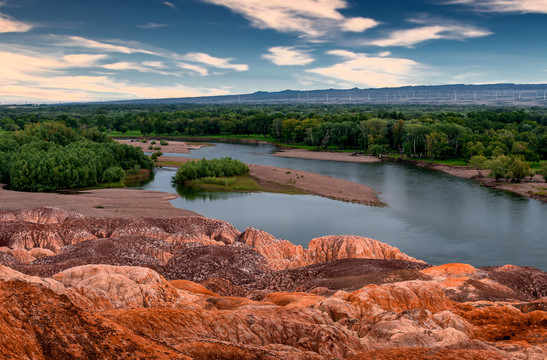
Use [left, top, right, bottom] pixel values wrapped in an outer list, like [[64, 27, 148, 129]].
[[0, 207, 545, 359]]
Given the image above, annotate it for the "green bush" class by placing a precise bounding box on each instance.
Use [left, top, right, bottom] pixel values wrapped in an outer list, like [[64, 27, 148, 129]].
[[160, 139, 168, 146], [151, 140, 156, 145], [101, 166, 126, 183], [173, 157, 249, 184]]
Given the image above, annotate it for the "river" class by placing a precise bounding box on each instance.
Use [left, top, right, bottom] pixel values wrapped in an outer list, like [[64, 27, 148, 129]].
[[135, 142, 546, 269]]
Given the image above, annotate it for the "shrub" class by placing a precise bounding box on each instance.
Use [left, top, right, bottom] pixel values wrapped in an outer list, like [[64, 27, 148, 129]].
[[160, 139, 168, 146], [151, 140, 156, 145], [173, 157, 249, 184], [101, 166, 126, 183]]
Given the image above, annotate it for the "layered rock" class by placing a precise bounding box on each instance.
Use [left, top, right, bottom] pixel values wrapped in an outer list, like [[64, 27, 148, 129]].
[[0, 207, 545, 359]]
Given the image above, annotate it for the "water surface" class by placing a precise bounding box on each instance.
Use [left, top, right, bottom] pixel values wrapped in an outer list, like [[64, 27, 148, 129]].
[[136, 143, 546, 269]]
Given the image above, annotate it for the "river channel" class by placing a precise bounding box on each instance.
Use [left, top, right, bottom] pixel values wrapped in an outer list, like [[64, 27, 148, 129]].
[[135, 142, 546, 269]]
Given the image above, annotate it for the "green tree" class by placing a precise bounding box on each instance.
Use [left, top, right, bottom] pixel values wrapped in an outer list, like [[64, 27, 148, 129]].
[[468, 155, 488, 177]]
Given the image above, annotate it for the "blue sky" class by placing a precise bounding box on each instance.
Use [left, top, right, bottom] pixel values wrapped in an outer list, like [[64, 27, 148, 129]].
[[0, 0, 546, 103]]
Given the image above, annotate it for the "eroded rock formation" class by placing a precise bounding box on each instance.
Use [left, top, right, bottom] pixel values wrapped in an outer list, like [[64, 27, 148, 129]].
[[0, 207, 545, 359]]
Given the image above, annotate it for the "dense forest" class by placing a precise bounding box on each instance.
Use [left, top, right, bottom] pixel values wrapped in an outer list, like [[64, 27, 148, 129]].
[[0, 122, 152, 191], [1, 103, 546, 184]]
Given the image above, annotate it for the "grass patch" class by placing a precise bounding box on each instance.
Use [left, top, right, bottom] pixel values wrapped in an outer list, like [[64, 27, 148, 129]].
[[187, 175, 306, 195], [194, 177, 237, 187], [413, 158, 467, 166]]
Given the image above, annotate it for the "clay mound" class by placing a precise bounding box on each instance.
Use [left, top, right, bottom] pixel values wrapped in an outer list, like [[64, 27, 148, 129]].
[[0, 280, 186, 359], [53, 264, 182, 310], [422, 263, 477, 278], [481, 265, 547, 300], [0, 251, 19, 266], [254, 258, 431, 292], [0, 207, 84, 224], [237, 227, 307, 270], [160, 216, 241, 244], [15, 236, 171, 277], [348, 348, 506, 360], [308, 235, 423, 264], [162, 244, 271, 285]]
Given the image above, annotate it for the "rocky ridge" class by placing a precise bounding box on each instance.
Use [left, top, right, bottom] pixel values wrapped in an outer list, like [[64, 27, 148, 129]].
[[0, 207, 545, 359]]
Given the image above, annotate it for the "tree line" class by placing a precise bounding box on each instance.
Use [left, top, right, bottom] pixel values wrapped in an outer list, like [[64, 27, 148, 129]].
[[0, 122, 152, 191], [1, 104, 546, 174]]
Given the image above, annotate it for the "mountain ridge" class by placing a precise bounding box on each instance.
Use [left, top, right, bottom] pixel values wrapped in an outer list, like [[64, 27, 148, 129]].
[[98, 83, 547, 106]]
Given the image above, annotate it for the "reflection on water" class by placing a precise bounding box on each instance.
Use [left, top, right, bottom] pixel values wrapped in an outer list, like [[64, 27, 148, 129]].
[[131, 142, 547, 270], [175, 183, 250, 202]]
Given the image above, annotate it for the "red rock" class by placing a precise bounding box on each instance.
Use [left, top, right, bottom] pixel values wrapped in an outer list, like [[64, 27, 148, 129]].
[[307, 235, 424, 264]]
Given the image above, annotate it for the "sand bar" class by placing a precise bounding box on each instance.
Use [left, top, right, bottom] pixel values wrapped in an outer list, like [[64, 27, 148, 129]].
[[0, 187, 199, 218], [274, 149, 380, 163]]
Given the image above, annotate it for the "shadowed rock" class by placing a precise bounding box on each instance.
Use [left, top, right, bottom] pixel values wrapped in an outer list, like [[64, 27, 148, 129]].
[[14, 236, 172, 277], [162, 244, 271, 285]]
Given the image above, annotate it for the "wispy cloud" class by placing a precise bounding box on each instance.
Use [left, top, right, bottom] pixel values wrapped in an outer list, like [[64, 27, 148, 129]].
[[180, 52, 249, 71], [0, 12, 32, 33], [262, 46, 314, 66], [162, 1, 177, 10], [178, 62, 209, 76], [62, 54, 108, 67], [0, 49, 228, 103], [102, 61, 177, 76], [137, 22, 168, 29], [446, 0, 547, 14], [201, 0, 378, 40], [367, 22, 492, 47], [57, 36, 159, 55], [306, 49, 422, 88]]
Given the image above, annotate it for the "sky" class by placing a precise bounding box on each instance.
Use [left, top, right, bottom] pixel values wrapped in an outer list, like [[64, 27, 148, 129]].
[[0, 0, 546, 103]]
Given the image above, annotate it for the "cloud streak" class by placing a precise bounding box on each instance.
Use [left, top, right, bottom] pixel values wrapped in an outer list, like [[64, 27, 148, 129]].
[[262, 46, 314, 66], [201, 0, 378, 40], [137, 22, 168, 29], [446, 0, 547, 14], [180, 52, 249, 71], [307, 50, 422, 88], [57, 36, 159, 55], [0, 49, 229, 103], [368, 23, 492, 47], [0, 12, 32, 33], [162, 1, 177, 10]]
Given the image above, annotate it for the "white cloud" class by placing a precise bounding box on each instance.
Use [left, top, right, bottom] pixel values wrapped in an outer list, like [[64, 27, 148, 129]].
[[446, 0, 547, 13], [63, 54, 107, 67], [178, 62, 209, 76], [0, 49, 228, 103], [368, 24, 492, 47], [57, 36, 159, 55], [201, 0, 378, 40], [262, 46, 314, 66], [163, 1, 177, 10], [137, 22, 168, 29], [342, 17, 378, 32], [142, 61, 165, 68], [180, 52, 249, 71], [0, 12, 32, 33], [103, 61, 177, 76], [306, 50, 422, 88]]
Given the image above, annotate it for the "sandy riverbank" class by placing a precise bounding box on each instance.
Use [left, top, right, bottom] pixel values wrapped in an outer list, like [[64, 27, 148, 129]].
[[0, 187, 199, 218], [158, 156, 384, 207], [274, 149, 381, 163], [116, 139, 207, 154], [428, 163, 547, 203], [275, 148, 547, 203]]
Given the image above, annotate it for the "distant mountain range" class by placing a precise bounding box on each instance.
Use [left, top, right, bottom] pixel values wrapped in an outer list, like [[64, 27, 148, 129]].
[[103, 83, 547, 106]]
